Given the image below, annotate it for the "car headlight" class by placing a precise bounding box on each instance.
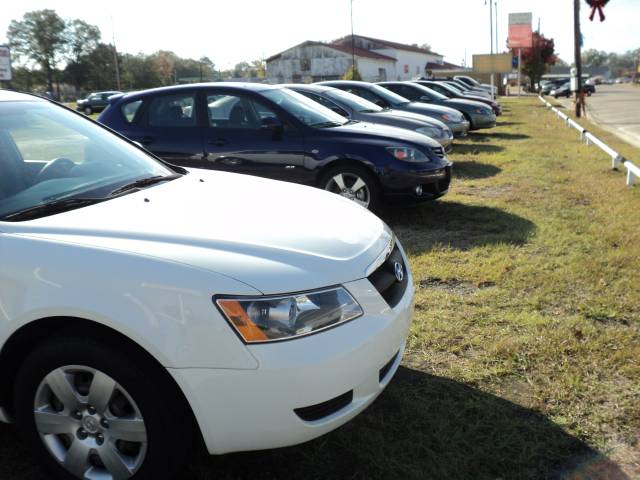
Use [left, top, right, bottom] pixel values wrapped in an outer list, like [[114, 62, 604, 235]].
[[474, 107, 492, 115], [216, 286, 363, 343], [386, 146, 430, 162], [441, 113, 465, 123], [416, 126, 442, 137]]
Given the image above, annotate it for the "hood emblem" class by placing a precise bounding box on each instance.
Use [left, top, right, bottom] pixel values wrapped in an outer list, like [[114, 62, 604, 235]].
[[393, 262, 404, 283]]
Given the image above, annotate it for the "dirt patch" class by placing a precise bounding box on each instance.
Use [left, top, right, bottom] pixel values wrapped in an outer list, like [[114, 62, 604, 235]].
[[418, 277, 496, 295], [456, 183, 514, 199]]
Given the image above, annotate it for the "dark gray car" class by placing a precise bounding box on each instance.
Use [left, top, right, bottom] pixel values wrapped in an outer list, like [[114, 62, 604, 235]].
[[378, 81, 496, 130], [284, 84, 454, 152], [317, 80, 470, 137], [76, 91, 123, 115]]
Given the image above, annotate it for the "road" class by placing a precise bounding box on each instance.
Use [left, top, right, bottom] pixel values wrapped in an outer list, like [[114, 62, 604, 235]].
[[585, 84, 640, 149]]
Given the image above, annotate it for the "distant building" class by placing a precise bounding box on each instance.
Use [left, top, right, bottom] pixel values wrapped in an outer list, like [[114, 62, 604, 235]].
[[266, 34, 447, 83]]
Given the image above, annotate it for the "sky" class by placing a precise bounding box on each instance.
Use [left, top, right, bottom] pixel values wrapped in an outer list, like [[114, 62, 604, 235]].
[[1, 0, 639, 69]]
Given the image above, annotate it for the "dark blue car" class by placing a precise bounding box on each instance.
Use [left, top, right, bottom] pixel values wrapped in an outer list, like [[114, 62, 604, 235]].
[[98, 83, 452, 209]]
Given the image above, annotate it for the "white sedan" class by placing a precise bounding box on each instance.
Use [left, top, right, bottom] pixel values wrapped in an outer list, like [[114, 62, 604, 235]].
[[0, 90, 414, 479]]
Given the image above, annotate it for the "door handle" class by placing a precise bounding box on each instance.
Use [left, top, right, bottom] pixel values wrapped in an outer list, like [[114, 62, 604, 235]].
[[208, 138, 228, 147], [140, 136, 154, 145]]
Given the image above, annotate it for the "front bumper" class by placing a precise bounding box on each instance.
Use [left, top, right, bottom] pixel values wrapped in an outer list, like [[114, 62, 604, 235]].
[[469, 113, 497, 130], [381, 162, 452, 202], [169, 275, 415, 455], [448, 120, 470, 137]]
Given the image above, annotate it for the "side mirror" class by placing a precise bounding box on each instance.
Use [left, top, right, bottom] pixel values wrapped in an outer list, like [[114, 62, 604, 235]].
[[375, 100, 387, 108], [261, 116, 283, 130]]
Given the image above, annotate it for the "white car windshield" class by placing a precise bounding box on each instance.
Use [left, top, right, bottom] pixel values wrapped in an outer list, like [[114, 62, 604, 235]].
[[262, 88, 348, 127], [0, 100, 176, 221]]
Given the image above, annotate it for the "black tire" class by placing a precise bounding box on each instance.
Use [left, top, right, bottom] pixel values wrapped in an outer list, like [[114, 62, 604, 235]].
[[83, 107, 93, 116], [319, 163, 382, 211], [13, 336, 193, 480]]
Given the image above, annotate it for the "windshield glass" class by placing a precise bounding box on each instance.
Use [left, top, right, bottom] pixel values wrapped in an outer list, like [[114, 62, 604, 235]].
[[414, 84, 448, 101], [262, 88, 347, 127], [0, 100, 174, 220], [446, 82, 466, 93], [325, 89, 383, 113], [368, 84, 410, 106]]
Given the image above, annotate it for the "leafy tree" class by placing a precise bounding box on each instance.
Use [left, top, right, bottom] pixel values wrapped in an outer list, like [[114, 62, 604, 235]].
[[342, 65, 362, 81], [7, 9, 67, 93], [233, 61, 250, 78], [121, 53, 161, 89], [64, 19, 101, 90], [511, 32, 557, 88], [152, 51, 177, 85]]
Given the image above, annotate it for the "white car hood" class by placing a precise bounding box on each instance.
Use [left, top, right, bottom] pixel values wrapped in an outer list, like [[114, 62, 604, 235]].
[[5, 171, 391, 294]]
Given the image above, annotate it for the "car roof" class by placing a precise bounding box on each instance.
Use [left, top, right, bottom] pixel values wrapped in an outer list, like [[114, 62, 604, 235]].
[[281, 84, 333, 93], [0, 90, 46, 103], [118, 82, 278, 101], [317, 80, 371, 87]]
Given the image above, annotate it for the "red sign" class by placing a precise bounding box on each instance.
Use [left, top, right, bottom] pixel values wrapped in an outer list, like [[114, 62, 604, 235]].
[[508, 24, 533, 48]]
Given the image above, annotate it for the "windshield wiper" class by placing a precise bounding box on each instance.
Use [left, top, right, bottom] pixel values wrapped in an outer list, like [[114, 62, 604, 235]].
[[310, 121, 345, 128], [108, 174, 182, 197], [2, 197, 107, 222]]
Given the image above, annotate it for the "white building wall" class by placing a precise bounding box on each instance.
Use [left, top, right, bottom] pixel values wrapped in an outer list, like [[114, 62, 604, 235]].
[[357, 58, 396, 82], [267, 44, 353, 84], [371, 48, 444, 80]]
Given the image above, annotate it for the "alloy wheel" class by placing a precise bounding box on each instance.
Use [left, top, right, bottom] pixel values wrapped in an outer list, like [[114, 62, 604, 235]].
[[33, 365, 147, 480], [324, 172, 371, 208]]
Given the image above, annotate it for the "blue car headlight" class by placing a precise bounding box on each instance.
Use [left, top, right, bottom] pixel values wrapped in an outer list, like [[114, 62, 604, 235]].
[[386, 147, 431, 162]]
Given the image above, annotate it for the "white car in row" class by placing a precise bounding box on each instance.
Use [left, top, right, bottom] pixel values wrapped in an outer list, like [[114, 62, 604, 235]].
[[0, 91, 414, 479]]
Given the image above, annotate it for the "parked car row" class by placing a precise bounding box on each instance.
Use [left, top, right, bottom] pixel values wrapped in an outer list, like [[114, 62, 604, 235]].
[[0, 89, 415, 480], [96, 79, 500, 210], [539, 79, 596, 98]]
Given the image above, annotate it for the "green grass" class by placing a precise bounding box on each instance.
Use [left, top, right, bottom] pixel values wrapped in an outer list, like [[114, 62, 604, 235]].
[[0, 97, 638, 479]]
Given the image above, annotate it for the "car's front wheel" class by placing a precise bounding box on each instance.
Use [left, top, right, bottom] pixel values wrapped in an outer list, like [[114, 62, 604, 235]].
[[320, 164, 381, 210], [83, 107, 93, 116], [14, 336, 193, 480]]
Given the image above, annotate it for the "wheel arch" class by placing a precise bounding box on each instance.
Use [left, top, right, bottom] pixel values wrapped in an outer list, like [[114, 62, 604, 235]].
[[0, 316, 206, 449], [315, 157, 381, 188]]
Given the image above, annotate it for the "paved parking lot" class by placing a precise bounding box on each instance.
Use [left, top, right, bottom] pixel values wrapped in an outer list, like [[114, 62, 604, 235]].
[[585, 84, 640, 149]]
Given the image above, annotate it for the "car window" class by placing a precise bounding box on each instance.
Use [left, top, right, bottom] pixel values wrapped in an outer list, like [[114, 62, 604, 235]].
[[0, 101, 174, 220], [345, 87, 384, 105], [148, 93, 196, 127], [300, 92, 348, 117], [121, 100, 143, 124], [262, 88, 347, 127], [324, 89, 382, 113], [206, 93, 276, 129], [89, 94, 101, 101]]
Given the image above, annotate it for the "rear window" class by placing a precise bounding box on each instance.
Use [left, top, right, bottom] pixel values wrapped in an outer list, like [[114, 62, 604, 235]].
[[121, 100, 143, 124]]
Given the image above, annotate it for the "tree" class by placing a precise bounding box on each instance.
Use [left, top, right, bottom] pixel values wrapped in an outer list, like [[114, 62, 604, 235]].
[[512, 32, 557, 89], [582, 49, 609, 68], [7, 9, 67, 93], [153, 51, 177, 85], [233, 61, 250, 78], [64, 19, 101, 90], [342, 65, 362, 81]]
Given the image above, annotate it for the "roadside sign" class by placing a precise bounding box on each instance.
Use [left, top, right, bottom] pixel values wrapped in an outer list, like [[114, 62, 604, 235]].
[[0, 46, 11, 81], [508, 12, 533, 49], [473, 53, 513, 74]]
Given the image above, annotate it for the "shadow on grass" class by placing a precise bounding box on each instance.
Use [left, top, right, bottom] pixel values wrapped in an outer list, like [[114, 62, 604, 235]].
[[186, 368, 626, 480], [451, 143, 504, 155], [469, 132, 531, 141], [452, 160, 502, 179], [496, 121, 522, 126], [381, 202, 535, 252], [0, 369, 627, 480]]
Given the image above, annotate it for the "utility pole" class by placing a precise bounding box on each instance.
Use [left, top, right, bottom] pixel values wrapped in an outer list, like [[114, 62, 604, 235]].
[[489, 1, 495, 99], [495, 1, 499, 53], [574, 0, 583, 117], [111, 17, 122, 90], [350, 0, 356, 73]]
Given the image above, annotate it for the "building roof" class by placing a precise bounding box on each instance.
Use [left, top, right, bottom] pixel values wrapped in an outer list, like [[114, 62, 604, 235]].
[[332, 35, 443, 57], [426, 61, 465, 71], [266, 40, 396, 63]]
